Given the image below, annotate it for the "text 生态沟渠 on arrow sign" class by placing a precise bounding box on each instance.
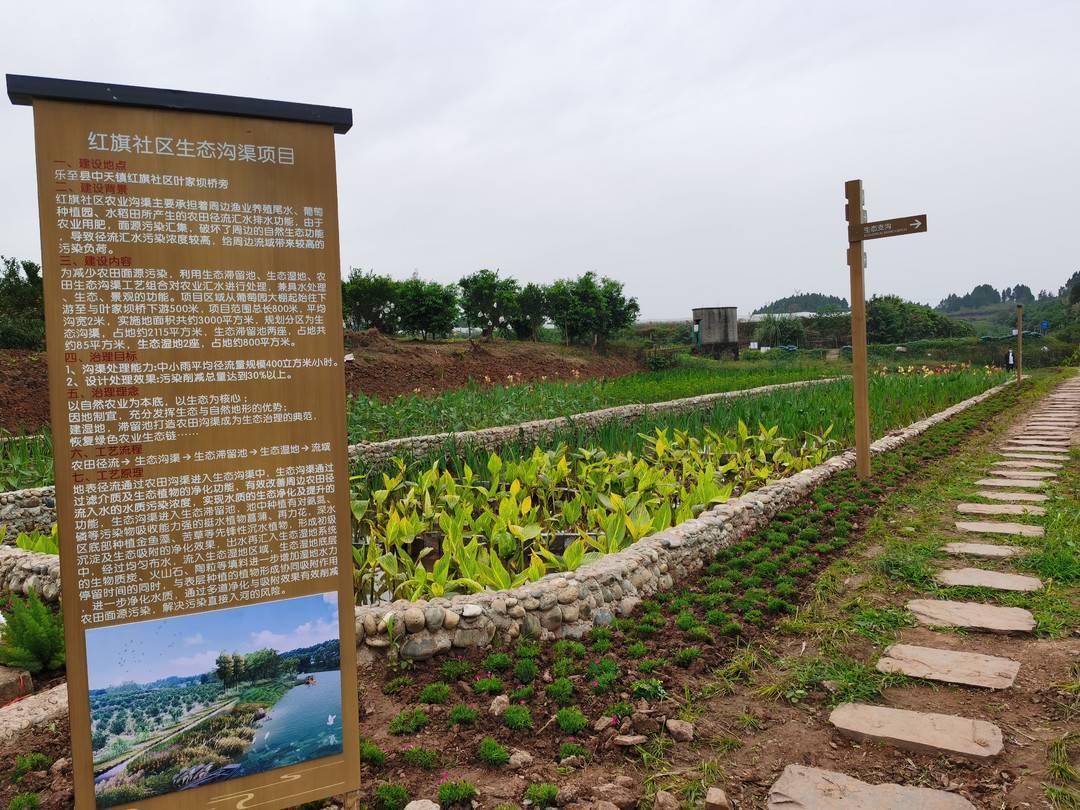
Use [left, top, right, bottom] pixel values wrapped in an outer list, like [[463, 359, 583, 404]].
[[848, 214, 927, 242]]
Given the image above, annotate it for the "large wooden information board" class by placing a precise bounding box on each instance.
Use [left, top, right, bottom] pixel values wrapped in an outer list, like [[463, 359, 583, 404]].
[[9, 75, 359, 810]]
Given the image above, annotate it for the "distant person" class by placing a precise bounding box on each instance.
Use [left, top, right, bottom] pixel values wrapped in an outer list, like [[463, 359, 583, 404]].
[[1006, 349, 1015, 370]]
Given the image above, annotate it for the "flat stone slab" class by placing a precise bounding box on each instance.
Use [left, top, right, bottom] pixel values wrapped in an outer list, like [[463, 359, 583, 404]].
[[955, 520, 1044, 537], [942, 542, 1023, 559], [766, 764, 977, 809], [876, 643, 1020, 689], [974, 478, 1045, 489], [992, 460, 1061, 469], [976, 490, 1048, 502], [1002, 447, 1071, 453], [991, 470, 1056, 479], [829, 703, 1003, 761], [907, 598, 1035, 634], [934, 567, 1042, 592], [0, 683, 67, 741], [956, 502, 1045, 516], [1001, 452, 1068, 461]]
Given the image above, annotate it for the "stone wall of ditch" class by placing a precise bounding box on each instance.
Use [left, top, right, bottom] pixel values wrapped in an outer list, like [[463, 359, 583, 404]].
[[0, 377, 841, 538], [352, 379, 1012, 664]]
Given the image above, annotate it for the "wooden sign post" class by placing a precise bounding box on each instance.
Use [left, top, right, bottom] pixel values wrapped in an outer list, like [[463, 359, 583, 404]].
[[9, 75, 360, 810], [1016, 304, 1023, 382], [844, 179, 927, 479]]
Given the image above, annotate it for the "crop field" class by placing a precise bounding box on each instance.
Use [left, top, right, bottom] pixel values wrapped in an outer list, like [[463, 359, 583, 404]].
[[347, 367, 1007, 602], [345, 356, 840, 443]]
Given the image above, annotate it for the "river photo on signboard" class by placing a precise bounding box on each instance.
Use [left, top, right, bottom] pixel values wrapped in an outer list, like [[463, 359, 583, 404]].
[[85, 593, 344, 807]]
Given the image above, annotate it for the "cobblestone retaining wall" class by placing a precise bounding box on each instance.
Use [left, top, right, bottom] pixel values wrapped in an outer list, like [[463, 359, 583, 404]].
[[0, 377, 841, 538], [0, 545, 61, 604], [353, 379, 1011, 664]]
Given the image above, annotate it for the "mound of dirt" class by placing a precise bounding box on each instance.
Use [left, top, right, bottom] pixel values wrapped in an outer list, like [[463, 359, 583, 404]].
[[0, 341, 640, 434]]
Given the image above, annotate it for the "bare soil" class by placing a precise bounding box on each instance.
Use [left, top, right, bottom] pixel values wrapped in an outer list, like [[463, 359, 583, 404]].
[[0, 337, 639, 435]]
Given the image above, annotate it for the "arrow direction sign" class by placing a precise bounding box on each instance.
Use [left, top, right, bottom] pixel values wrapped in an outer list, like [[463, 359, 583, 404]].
[[848, 214, 927, 242]]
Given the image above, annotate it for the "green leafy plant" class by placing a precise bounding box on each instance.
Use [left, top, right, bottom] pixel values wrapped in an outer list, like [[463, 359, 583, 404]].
[[546, 677, 574, 706], [360, 739, 387, 767], [438, 780, 478, 807], [12, 754, 50, 783], [403, 747, 440, 770], [513, 658, 538, 684], [0, 592, 64, 674], [525, 783, 559, 808], [502, 705, 533, 730], [388, 708, 429, 735], [448, 704, 479, 726], [556, 707, 588, 734], [7, 794, 41, 810], [477, 737, 510, 766], [418, 682, 450, 704], [374, 783, 409, 810], [474, 676, 504, 695]]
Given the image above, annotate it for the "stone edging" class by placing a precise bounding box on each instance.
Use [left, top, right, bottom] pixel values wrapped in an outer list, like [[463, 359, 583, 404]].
[[0, 545, 62, 604], [0, 377, 842, 538], [353, 379, 1013, 663]]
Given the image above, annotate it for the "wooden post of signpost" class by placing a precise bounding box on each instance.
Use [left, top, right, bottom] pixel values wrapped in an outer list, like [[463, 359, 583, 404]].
[[845, 179, 927, 479], [1016, 304, 1023, 382]]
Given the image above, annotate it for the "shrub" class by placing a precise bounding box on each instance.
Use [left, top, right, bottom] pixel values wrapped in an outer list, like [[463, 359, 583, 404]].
[[418, 682, 450, 704], [513, 659, 538, 684], [637, 658, 667, 673], [439, 659, 473, 681], [448, 704, 479, 726], [483, 652, 512, 672], [477, 736, 510, 766], [675, 612, 696, 631], [0, 592, 64, 674], [552, 639, 585, 659], [626, 641, 649, 658], [374, 783, 409, 810], [502, 705, 533, 730], [606, 701, 634, 719], [556, 707, 588, 734], [437, 780, 478, 807], [8, 795, 41, 810], [388, 708, 428, 735], [546, 677, 574, 706], [403, 747, 440, 769], [360, 739, 387, 767], [525, 783, 559, 808], [474, 676, 504, 695]]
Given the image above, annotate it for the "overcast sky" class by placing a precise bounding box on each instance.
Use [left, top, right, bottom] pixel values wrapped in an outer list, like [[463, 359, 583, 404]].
[[3, 1, 1078, 319]]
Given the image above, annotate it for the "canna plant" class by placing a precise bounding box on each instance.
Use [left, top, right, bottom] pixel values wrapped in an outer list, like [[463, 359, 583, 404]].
[[349, 420, 841, 603]]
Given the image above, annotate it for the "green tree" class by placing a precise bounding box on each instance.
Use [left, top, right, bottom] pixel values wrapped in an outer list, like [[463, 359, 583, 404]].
[[341, 269, 398, 333], [0, 256, 45, 350], [458, 268, 519, 339], [397, 276, 460, 339], [753, 314, 806, 347], [545, 272, 638, 350], [511, 283, 548, 340]]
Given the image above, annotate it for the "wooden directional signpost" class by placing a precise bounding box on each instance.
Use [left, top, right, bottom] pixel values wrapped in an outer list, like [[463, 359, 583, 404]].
[[845, 179, 927, 479]]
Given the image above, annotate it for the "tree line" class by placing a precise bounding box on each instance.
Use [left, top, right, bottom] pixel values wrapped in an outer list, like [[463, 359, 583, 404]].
[[937, 279, 1079, 312], [342, 268, 639, 349], [214, 648, 297, 688]]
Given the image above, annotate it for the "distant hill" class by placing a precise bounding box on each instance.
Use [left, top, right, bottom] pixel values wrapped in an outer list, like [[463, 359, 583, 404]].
[[754, 292, 848, 315]]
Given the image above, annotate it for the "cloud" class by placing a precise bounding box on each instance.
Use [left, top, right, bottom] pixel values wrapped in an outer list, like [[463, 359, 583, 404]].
[[165, 649, 220, 678], [183, 633, 204, 646], [249, 618, 338, 652], [322, 592, 338, 608]]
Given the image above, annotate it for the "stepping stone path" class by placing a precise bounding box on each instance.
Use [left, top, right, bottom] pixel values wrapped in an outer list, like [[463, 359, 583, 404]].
[[973, 477, 1044, 489], [876, 643, 1020, 689], [766, 765, 976, 809], [828, 703, 1004, 760], [992, 460, 1061, 469], [976, 490, 1048, 502], [933, 567, 1042, 592], [954, 519, 1044, 537], [942, 542, 1023, 559], [956, 502, 1045, 516], [906, 598, 1035, 633], [772, 374, 1077, 796]]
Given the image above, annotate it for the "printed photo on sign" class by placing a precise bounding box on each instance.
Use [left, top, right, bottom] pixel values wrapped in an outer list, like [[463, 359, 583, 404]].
[[87, 593, 343, 808]]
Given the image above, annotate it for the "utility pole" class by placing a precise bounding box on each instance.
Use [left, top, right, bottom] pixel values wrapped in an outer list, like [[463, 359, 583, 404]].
[[1016, 304, 1023, 382]]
